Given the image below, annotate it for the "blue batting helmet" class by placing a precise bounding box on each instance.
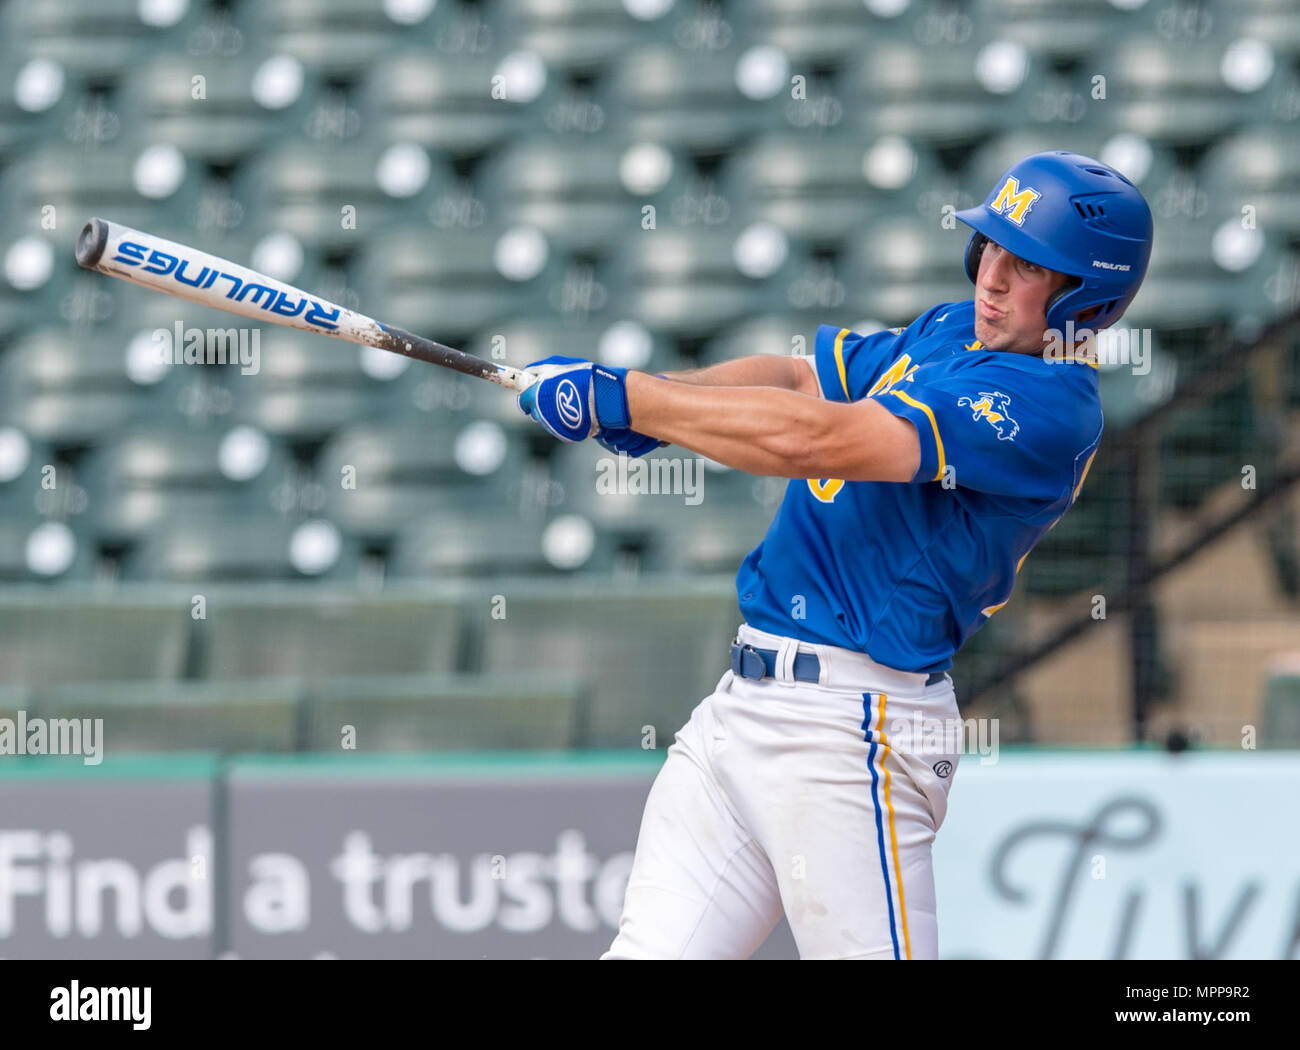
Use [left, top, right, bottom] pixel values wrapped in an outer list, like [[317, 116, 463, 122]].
[[956, 151, 1153, 333]]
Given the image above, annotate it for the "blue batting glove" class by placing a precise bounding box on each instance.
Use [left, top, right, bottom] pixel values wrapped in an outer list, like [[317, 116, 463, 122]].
[[595, 427, 664, 458], [518, 355, 631, 443], [593, 371, 667, 457]]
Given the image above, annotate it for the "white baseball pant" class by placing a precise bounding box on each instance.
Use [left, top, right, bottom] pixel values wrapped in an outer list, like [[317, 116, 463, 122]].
[[603, 622, 962, 959]]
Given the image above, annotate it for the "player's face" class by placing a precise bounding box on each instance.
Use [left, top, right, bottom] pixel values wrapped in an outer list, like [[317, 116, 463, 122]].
[[972, 240, 1073, 354]]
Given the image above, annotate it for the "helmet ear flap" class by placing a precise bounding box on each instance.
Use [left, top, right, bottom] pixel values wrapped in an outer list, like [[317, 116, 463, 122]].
[[1043, 276, 1085, 333], [964, 233, 988, 283]]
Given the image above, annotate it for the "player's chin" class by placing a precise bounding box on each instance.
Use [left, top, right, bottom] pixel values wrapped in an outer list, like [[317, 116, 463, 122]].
[[973, 317, 1002, 349]]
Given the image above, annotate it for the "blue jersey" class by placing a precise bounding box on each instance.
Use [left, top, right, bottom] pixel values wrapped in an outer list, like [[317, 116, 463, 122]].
[[735, 299, 1103, 673]]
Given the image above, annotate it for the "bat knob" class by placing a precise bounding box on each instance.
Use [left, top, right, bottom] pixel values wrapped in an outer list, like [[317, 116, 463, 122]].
[[75, 218, 109, 269]]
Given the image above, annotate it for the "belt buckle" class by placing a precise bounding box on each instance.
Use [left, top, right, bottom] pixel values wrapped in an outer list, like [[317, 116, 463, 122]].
[[737, 643, 767, 681]]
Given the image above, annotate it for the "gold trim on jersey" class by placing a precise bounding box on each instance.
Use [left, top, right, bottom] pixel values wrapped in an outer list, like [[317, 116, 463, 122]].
[[833, 327, 851, 398], [887, 389, 946, 482]]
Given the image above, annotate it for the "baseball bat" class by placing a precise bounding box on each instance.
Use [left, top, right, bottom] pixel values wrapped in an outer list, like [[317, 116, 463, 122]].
[[74, 217, 537, 392]]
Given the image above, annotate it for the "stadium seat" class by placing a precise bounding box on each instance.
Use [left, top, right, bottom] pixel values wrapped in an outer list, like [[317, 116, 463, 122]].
[[476, 138, 689, 255], [839, 216, 971, 325], [1089, 36, 1279, 147], [0, 428, 98, 581], [379, 366, 538, 444], [836, 39, 1034, 148], [465, 317, 682, 381], [468, 578, 743, 748], [387, 509, 597, 578], [304, 671, 588, 751], [1230, 0, 1300, 58], [41, 678, 304, 753], [603, 224, 806, 338], [0, 229, 67, 339], [1113, 215, 1277, 331], [122, 512, 361, 582], [0, 514, 95, 583], [548, 436, 769, 535], [227, 328, 393, 442], [0, 425, 52, 505], [0, 328, 201, 450], [699, 313, 836, 367], [547, 441, 700, 541], [970, 0, 1148, 62], [1199, 130, 1300, 242], [236, 0, 456, 78], [234, 140, 452, 254], [115, 52, 319, 166], [720, 132, 935, 248], [351, 226, 563, 344], [80, 425, 295, 545], [0, 143, 207, 240], [643, 505, 771, 575], [0, 592, 190, 686], [736, 0, 915, 70], [1, 0, 201, 82], [315, 419, 527, 541], [357, 49, 548, 157], [197, 588, 464, 679], [595, 44, 788, 153], [0, 54, 78, 163], [491, 0, 678, 74]]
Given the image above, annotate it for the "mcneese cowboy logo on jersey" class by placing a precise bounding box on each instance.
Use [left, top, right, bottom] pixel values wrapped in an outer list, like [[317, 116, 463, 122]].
[[990, 176, 1041, 226], [957, 391, 1019, 441]]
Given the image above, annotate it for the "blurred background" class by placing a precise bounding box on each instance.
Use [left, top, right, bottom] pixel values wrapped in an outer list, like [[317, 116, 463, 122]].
[[0, 0, 1297, 959]]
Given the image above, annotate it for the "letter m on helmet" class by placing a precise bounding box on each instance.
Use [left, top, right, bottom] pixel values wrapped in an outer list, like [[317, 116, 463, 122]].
[[990, 177, 1041, 226]]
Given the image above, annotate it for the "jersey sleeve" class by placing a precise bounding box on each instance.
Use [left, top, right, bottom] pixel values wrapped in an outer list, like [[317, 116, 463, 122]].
[[873, 358, 1095, 500], [811, 302, 959, 403]]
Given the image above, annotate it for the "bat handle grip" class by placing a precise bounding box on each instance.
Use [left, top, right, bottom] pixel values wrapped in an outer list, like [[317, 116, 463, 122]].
[[498, 366, 539, 393]]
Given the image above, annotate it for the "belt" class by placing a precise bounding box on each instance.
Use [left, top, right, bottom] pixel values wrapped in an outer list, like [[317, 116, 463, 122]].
[[730, 641, 947, 687]]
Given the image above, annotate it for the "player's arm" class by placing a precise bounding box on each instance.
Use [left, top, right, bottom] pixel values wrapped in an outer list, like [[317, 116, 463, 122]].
[[624, 372, 919, 482], [656, 354, 822, 397]]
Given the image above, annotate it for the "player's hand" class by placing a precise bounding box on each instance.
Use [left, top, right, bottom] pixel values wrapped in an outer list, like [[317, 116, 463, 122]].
[[518, 355, 631, 443], [595, 426, 664, 458]]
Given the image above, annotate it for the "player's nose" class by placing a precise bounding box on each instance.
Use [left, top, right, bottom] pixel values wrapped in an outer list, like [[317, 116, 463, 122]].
[[981, 248, 1012, 293]]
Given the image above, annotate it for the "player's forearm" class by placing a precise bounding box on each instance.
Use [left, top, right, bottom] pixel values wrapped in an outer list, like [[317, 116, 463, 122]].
[[658, 354, 808, 390], [626, 371, 844, 478]]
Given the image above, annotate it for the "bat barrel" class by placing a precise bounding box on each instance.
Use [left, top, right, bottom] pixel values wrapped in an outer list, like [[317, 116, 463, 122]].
[[75, 217, 109, 269], [72, 215, 539, 393]]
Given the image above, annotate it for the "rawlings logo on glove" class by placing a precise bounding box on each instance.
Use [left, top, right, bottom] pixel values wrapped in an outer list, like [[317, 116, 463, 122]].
[[518, 355, 644, 446], [518, 356, 667, 456], [554, 378, 585, 430]]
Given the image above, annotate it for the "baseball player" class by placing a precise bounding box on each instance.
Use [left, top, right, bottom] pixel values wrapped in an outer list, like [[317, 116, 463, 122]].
[[517, 151, 1153, 959]]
